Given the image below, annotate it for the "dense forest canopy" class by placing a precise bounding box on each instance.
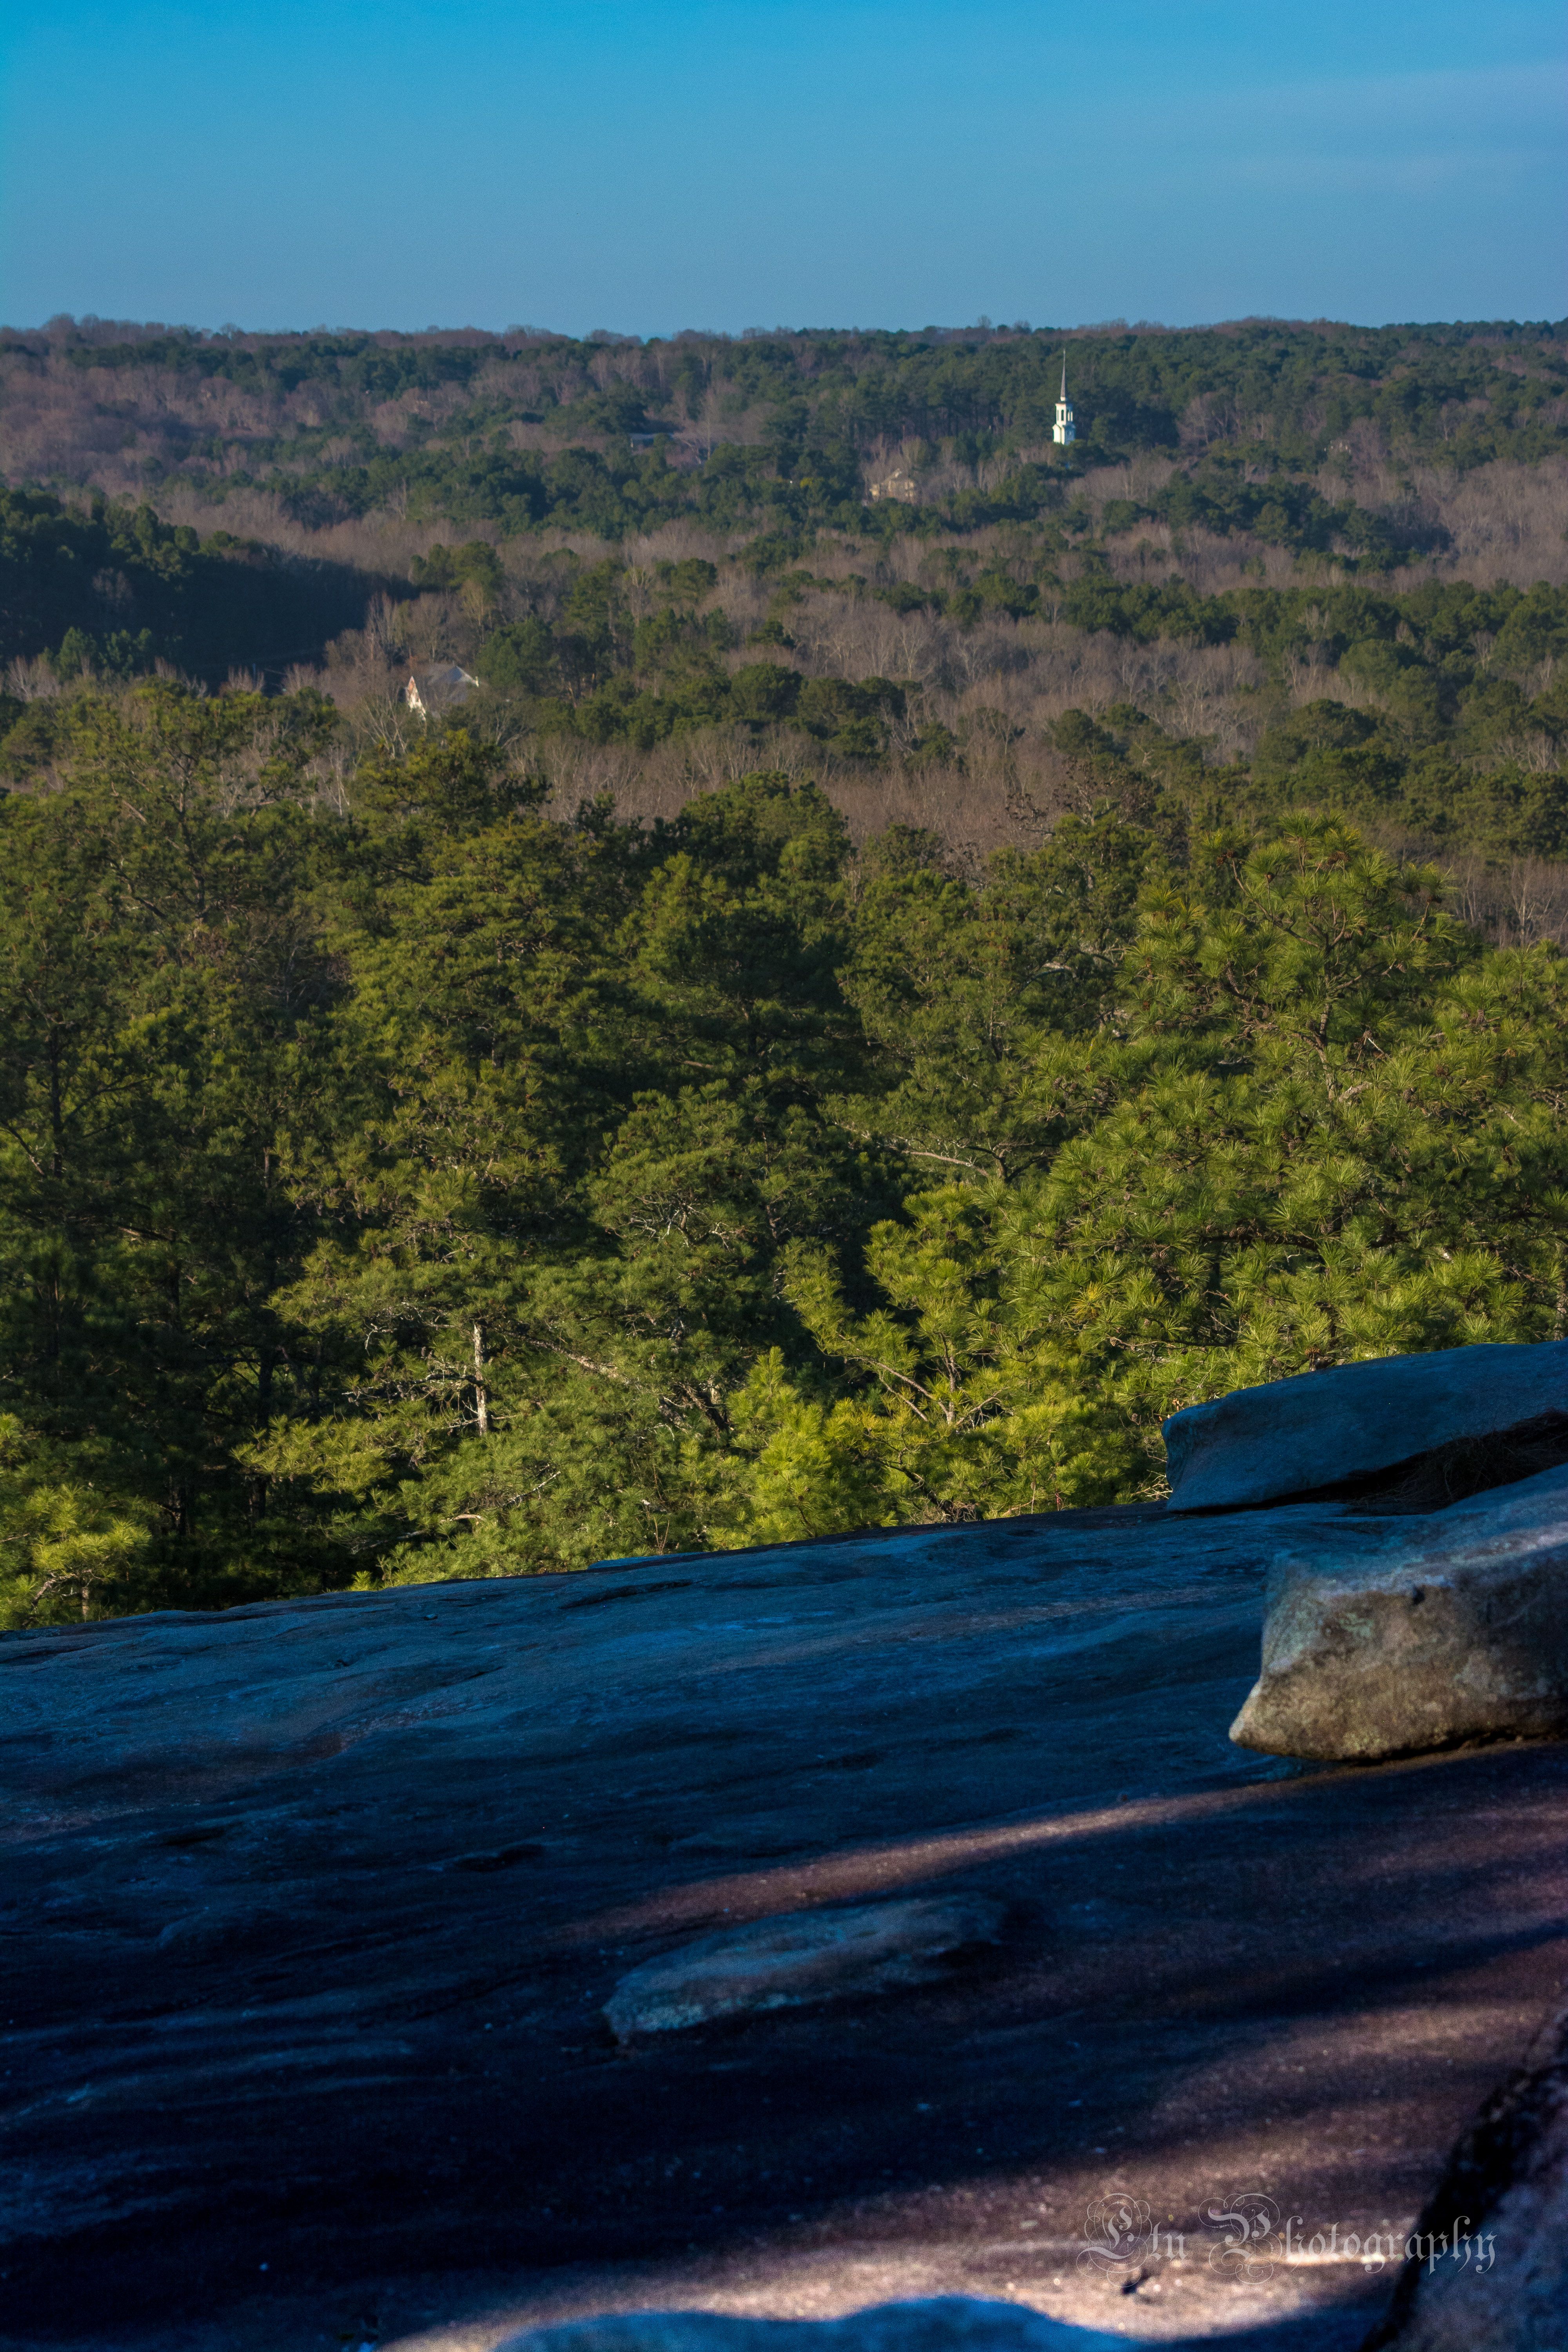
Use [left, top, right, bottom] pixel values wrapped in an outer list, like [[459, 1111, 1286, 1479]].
[[3, 314, 1566, 683], [2, 315, 1568, 1622], [7, 316, 1568, 534]]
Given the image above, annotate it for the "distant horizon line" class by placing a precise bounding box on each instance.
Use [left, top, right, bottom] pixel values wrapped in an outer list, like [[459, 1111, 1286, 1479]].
[[5, 312, 1565, 346]]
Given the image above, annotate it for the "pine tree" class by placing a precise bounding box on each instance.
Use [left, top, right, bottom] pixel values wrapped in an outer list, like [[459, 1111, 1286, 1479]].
[[726, 818, 1568, 1533]]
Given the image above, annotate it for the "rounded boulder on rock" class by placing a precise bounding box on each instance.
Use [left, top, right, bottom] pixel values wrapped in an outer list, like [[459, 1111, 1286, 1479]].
[[1230, 1462, 1568, 1761], [603, 1895, 1008, 2042]]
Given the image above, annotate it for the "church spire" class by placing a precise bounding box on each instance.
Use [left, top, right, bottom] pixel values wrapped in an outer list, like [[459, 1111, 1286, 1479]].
[[1052, 350, 1076, 447]]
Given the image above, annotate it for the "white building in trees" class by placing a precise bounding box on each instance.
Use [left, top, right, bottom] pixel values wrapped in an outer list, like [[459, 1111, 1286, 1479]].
[[404, 663, 480, 719], [868, 469, 920, 505], [1052, 358, 1076, 447]]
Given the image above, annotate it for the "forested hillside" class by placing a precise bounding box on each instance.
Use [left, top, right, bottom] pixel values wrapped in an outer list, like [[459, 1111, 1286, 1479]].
[[2, 316, 1568, 1622], [7, 315, 1568, 549]]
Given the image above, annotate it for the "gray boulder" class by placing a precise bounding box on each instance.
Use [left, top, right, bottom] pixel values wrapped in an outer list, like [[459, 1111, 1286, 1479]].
[[603, 1895, 1007, 2041], [1362, 2011, 1568, 2350], [495, 2298, 1125, 2352], [1231, 1464, 1568, 1761], [1163, 1341, 1568, 1513]]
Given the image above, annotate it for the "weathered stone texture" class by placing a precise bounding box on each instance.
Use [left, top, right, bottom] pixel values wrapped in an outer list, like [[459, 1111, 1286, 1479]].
[[1231, 1463, 1568, 1761]]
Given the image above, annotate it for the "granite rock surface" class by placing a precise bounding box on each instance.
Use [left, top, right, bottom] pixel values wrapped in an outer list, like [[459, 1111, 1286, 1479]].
[[5, 1499, 1568, 2352], [495, 2296, 1125, 2352], [1162, 1340, 1568, 1512]]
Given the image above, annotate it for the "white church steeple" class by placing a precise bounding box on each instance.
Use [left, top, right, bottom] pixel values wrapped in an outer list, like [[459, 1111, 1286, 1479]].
[[1052, 354, 1076, 446]]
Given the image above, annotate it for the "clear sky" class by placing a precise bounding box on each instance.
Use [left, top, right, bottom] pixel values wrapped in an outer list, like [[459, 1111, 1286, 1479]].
[[2, 0, 1564, 336]]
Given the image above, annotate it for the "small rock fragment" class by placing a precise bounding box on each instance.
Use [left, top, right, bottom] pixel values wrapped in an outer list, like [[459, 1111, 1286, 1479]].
[[450, 1842, 545, 1871], [603, 1895, 1007, 2041]]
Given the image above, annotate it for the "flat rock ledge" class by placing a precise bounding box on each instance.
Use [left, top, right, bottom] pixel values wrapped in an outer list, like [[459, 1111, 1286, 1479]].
[[497, 2298, 1125, 2352], [1231, 1463, 1568, 1761], [1164, 1339, 1568, 1513], [604, 1896, 1008, 2041]]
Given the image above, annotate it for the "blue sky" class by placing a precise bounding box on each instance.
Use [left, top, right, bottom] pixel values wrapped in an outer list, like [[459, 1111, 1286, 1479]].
[[1, 0, 1563, 334]]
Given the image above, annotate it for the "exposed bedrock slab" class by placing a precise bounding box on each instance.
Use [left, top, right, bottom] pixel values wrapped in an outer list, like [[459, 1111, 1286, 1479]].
[[1232, 1463, 1568, 1762], [496, 2295, 1125, 2352], [1363, 2008, 1568, 2350], [4, 1498, 1568, 2350], [1163, 1339, 1568, 1512], [604, 1896, 1008, 2040]]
